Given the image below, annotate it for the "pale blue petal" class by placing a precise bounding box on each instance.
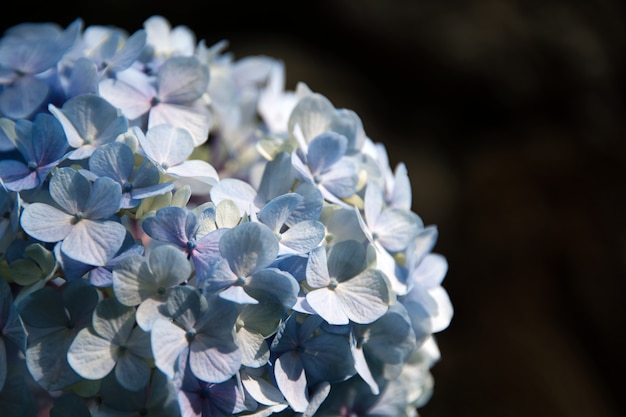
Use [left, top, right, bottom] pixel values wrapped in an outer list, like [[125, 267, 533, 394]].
[[99, 75, 153, 120], [20, 203, 73, 242], [279, 220, 325, 254], [210, 178, 259, 215], [319, 159, 359, 198], [363, 181, 383, 228], [247, 268, 299, 310], [373, 208, 422, 252], [0, 76, 49, 119], [157, 56, 209, 103], [149, 244, 193, 285], [67, 57, 99, 98], [390, 162, 412, 211], [307, 132, 348, 175], [327, 240, 366, 281], [413, 253, 448, 289], [61, 219, 126, 266], [351, 339, 379, 395], [203, 259, 238, 294], [84, 177, 122, 219], [115, 352, 151, 391], [285, 182, 324, 226], [88, 141, 134, 183], [408, 225, 439, 267], [219, 286, 258, 305], [336, 269, 390, 324], [257, 151, 294, 203], [305, 246, 330, 288], [274, 352, 308, 413], [49, 167, 90, 214], [92, 298, 135, 344], [166, 159, 219, 186], [220, 222, 279, 277], [166, 286, 205, 329], [287, 93, 334, 143], [148, 102, 211, 146], [67, 328, 116, 380], [151, 319, 188, 379], [109, 29, 147, 73], [142, 206, 190, 246], [0, 160, 38, 191], [257, 193, 302, 232], [301, 332, 355, 384], [189, 333, 241, 383], [306, 289, 348, 325], [111, 254, 144, 306], [139, 124, 194, 168], [25, 329, 82, 391]]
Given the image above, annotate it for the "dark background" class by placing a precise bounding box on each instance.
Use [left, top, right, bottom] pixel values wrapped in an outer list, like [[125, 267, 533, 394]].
[[2, 1, 625, 416]]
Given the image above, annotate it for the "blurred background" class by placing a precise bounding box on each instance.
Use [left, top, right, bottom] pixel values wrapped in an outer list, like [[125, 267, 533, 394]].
[[2, 1, 625, 416]]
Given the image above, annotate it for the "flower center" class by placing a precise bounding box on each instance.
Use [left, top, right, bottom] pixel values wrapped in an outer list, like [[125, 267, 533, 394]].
[[122, 181, 133, 192], [328, 278, 339, 290], [185, 328, 197, 342], [27, 161, 38, 171], [71, 212, 84, 224]]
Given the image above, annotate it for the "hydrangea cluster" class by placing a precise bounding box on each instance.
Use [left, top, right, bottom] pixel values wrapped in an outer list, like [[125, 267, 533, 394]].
[[0, 16, 453, 417]]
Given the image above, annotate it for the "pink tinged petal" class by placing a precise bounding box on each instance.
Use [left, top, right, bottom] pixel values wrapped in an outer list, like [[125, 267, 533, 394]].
[[151, 318, 188, 378], [98, 76, 154, 120], [149, 102, 211, 146], [62, 219, 126, 266], [306, 289, 349, 325], [166, 160, 219, 186], [20, 203, 73, 242], [274, 352, 309, 413], [336, 269, 390, 324], [67, 328, 117, 380], [140, 124, 194, 168]]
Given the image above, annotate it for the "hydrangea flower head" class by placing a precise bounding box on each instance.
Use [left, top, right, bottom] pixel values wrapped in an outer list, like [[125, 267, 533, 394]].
[[0, 15, 452, 417]]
